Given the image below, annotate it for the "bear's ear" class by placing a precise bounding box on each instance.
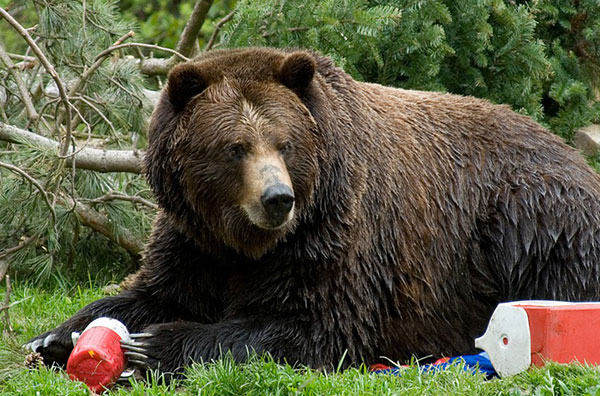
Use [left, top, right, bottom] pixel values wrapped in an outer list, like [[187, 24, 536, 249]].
[[276, 52, 316, 95], [166, 63, 208, 111]]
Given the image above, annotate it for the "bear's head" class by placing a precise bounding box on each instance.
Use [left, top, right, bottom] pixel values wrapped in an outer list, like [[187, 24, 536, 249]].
[[146, 49, 324, 259]]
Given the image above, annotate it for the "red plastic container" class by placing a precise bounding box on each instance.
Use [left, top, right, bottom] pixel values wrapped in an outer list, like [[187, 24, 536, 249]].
[[475, 301, 600, 376], [66, 318, 129, 393], [516, 302, 600, 367]]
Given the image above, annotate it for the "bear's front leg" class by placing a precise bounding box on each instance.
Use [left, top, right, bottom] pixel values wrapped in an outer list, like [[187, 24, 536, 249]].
[[27, 216, 227, 367], [25, 289, 177, 367], [121, 318, 310, 376]]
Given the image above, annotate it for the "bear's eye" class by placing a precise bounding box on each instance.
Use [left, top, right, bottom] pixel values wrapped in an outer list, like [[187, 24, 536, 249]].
[[279, 142, 292, 155], [227, 144, 246, 160]]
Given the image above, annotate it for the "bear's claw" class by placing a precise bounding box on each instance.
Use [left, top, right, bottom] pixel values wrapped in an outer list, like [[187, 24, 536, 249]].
[[124, 351, 150, 362], [23, 333, 58, 353], [121, 334, 155, 371]]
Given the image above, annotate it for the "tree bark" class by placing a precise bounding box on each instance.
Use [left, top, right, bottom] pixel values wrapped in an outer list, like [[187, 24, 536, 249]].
[[63, 195, 145, 256], [0, 122, 144, 174], [176, 0, 215, 57]]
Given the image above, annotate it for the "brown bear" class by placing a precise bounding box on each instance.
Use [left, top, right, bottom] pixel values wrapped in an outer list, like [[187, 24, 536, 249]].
[[28, 47, 600, 375]]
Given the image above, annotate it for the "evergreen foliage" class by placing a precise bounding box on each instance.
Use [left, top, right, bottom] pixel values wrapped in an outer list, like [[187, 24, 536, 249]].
[[0, 0, 155, 285], [223, 0, 600, 138]]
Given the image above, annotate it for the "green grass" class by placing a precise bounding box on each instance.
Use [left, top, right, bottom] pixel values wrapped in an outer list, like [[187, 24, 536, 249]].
[[2, 284, 600, 395]]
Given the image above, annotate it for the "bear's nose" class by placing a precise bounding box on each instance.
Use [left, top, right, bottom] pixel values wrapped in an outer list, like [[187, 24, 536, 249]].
[[261, 184, 295, 221]]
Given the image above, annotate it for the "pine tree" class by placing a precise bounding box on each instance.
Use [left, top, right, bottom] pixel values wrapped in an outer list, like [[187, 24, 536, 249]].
[[223, 0, 600, 137], [0, 0, 155, 284]]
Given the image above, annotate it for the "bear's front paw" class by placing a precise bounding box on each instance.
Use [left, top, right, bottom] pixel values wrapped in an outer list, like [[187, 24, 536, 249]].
[[121, 323, 195, 377], [24, 330, 73, 367]]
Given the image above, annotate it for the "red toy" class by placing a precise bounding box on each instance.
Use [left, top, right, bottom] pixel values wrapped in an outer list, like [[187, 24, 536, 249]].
[[475, 301, 600, 376], [66, 318, 129, 393]]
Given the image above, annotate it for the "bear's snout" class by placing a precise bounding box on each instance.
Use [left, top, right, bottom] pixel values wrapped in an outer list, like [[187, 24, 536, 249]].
[[241, 152, 295, 230], [261, 184, 295, 224]]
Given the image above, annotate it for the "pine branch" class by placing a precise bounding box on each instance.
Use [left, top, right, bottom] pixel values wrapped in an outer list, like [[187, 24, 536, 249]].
[[0, 164, 146, 256], [0, 122, 144, 173], [0, 41, 38, 121], [99, 43, 190, 76], [0, 161, 56, 226], [65, 195, 145, 256], [0, 7, 73, 159], [0, 159, 145, 256], [98, 43, 189, 63], [68, 30, 135, 97], [176, 0, 215, 57], [0, 235, 37, 260], [85, 192, 158, 210]]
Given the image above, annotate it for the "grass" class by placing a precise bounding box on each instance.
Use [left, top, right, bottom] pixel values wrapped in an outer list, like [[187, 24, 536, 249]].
[[2, 283, 600, 395]]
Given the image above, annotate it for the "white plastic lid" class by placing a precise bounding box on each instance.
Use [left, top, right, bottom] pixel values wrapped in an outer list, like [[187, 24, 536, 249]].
[[83, 317, 131, 341], [474, 303, 531, 377]]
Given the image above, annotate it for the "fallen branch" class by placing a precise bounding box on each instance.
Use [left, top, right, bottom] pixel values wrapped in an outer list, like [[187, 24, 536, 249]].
[[0, 122, 144, 173], [0, 160, 145, 255], [64, 195, 145, 255], [85, 192, 158, 210]]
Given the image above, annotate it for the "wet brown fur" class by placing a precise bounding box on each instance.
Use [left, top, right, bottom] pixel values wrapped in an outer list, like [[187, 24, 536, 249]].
[[31, 47, 600, 373]]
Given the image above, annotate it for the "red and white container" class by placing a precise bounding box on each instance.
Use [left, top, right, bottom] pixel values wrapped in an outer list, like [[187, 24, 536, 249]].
[[475, 301, 600, 377], [66, 318, 129, 393]]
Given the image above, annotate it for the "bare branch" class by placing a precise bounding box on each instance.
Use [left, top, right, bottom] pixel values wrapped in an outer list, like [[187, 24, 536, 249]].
[[0, 259, 7, 281], [97, 42, 190, 76], [85, 192, 158, 210], [206, 10, 235, 51], [68, 30, 135, 97], [63, 195, 145, 255], [177, 0, 215, 57], [0, 235, 38, 261], [6, 53, 36, 62], [0, 161, 56, 226], [135, 0, 216, 75], [0, 122, 144, 173], [0, 41, 38, 120], [138, 57, 178, 76], [2, 275, 13, 333], [0, 297, 31, 314], [0, 7, 73, 158], [97, 43, 189, 63]]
